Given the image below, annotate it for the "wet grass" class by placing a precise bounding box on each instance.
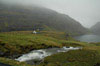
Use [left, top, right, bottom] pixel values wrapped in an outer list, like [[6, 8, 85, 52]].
[[0, 57, 33, 66], [0, 31, 100, 66], [0, 31, 84, 58], [40, 49, 100, 66]]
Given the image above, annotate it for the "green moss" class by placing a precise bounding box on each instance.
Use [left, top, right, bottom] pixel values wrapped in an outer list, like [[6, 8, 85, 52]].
[[61, 41, 85, 47], [40, 31, 67, 40], [40, 49, 100, 66], [0, 32, 64, 57], [1, 31, 100, 66], [0, 57, 33, 66], [0, 31, 88, 58]]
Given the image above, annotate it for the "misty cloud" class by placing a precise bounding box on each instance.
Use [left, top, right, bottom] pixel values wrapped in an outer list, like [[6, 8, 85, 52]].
[[0, 0, 100, 28]]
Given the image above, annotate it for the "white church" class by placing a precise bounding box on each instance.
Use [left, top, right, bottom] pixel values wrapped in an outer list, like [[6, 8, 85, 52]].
[[32, 30, 37, 34]]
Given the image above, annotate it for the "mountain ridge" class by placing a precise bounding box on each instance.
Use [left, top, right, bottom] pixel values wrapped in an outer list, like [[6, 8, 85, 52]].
[[0, 3, 88, 35], [91, 22, 100, 35]]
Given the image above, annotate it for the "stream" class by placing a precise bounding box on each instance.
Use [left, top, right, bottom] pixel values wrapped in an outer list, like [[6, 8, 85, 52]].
[[15, 47, 82, 65]]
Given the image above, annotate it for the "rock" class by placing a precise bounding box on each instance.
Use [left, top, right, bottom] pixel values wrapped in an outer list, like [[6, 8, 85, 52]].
[[94, 63, 100, 66], [0, 51, 5, 56], [0, 63, 11, 66], [26, 59, 43, 65]]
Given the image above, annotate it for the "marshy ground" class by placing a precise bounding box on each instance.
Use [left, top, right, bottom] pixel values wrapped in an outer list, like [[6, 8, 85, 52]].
[[0, 31, 100, 66]]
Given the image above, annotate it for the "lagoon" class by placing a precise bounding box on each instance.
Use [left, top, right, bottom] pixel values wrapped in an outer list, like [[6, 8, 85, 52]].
[[74, 34, 100, 42]]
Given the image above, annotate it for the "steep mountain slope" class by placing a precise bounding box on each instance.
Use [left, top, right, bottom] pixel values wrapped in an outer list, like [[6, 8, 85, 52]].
[[0, 3, 88, 35], [91, 22, 100, 35]]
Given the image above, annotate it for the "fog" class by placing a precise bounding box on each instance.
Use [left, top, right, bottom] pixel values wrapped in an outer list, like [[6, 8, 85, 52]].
[[0, 0, 100, 28]]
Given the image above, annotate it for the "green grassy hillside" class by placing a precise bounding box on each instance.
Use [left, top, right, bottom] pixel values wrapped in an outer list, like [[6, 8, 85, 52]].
[[0, 31, 100, 66], [0, 3, 88, 35]]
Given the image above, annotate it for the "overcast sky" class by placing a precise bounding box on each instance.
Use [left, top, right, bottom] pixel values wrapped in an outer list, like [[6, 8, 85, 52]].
[[1, 0, 100, 28]]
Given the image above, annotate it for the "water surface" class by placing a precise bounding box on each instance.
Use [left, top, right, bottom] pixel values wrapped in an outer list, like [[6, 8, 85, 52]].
[[15, 47, 81, 64], [74, 34, 100, 42]]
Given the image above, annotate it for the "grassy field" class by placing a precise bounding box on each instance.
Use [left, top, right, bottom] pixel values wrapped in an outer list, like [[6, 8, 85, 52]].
[[40, 49, 100, 66], [0, 31, 100, 66]]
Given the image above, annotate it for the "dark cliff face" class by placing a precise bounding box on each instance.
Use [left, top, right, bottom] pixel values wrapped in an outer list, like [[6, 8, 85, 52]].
[[0, 3, 88, 35], [91, 22, 100, 35]]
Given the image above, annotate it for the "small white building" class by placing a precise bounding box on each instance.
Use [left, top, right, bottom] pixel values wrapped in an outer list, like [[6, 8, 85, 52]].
[[33, 30, 37, 34]]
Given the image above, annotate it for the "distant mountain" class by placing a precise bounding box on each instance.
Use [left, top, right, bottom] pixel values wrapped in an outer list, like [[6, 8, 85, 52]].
[[0, 3, 88, 35], [91, 22, 100, 35]]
